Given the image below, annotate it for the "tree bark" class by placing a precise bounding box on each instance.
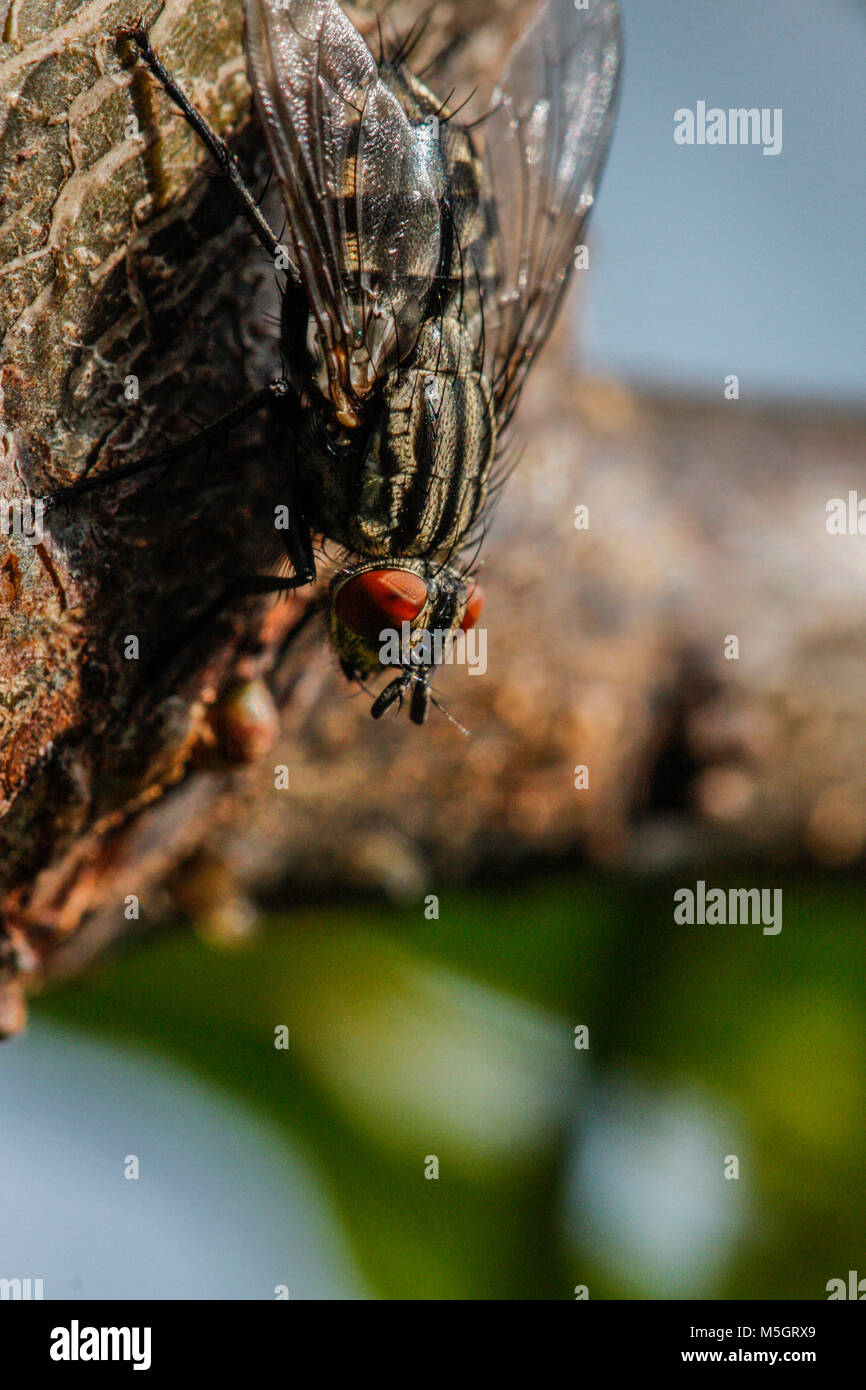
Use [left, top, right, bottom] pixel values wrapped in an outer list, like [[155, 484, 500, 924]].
[[2, 0, 864, 1034]]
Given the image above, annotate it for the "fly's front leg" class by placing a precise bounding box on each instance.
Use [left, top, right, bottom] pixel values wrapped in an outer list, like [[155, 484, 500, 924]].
[[276, 495, 317, 588], [118, 20, 284, 262], [235, 571, 316, 600]]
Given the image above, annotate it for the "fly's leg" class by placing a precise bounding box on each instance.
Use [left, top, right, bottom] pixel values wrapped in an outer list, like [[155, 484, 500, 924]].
[[118, 20, 284, 261], [410, 676, 431, 725], [371, 672, 431, 724], [371, 673, 411, 720], [277, 496, 317, 586], [234, 571, 316, 600], [45, 380, 290, 512]]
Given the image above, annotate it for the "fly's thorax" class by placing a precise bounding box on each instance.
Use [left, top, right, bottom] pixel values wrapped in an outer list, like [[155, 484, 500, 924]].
[[328, 557, 484, 678]]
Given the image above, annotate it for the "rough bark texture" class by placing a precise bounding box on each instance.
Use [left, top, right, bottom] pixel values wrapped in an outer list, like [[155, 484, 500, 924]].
[[1, 1, 864, 1032]]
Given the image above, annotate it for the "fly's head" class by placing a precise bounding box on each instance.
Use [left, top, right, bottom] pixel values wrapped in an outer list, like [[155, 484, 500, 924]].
[[328, 559, 484, 725]]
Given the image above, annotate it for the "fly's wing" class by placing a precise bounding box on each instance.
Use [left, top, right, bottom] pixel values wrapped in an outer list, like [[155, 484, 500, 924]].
[[481, 0, 621, 430], [244, 0, 444, 426]]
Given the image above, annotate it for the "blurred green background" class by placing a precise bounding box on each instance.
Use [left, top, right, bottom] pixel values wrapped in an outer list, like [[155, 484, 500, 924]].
[[12, 868, 862, 1300]]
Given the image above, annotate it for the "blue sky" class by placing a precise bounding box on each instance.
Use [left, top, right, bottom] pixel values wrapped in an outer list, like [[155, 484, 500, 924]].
[[579, 0, 865, 403]]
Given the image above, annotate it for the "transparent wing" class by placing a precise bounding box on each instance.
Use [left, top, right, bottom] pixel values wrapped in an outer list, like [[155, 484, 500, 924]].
[[481, 0, 621, 429], [244, 0, 444, 425]]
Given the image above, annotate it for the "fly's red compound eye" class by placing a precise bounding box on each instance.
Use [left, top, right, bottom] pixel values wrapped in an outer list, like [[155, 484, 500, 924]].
[[460, 581, 484, 631], [335, 569, 428, 641]]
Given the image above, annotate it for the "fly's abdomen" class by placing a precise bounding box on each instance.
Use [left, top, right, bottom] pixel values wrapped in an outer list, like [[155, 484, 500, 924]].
[[316, 319, 496, 561]]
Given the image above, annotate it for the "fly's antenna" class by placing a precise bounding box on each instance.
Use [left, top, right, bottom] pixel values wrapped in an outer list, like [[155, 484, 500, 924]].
[[430, 690, 471, 738]]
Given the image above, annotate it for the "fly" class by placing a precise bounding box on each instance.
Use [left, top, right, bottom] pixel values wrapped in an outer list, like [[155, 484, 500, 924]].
[[46, 0, 621, 725]]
